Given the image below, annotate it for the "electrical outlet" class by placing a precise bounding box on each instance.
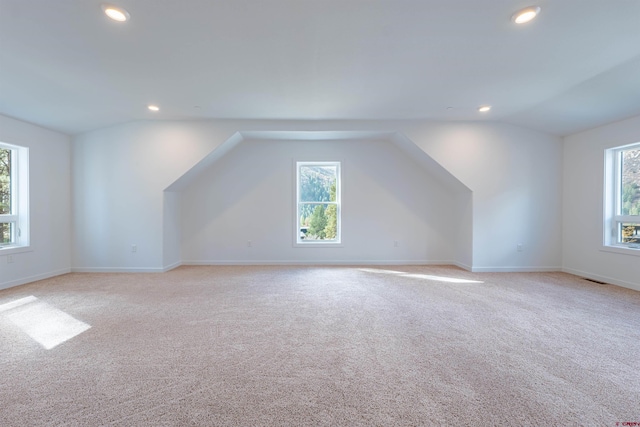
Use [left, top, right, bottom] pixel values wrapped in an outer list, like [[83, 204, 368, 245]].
[[517, 243, 524, 252], [247, 240, 252, 247], [131, 244, 137, 253], [7, 255, 14, 264], [394, 240, 399, 247]]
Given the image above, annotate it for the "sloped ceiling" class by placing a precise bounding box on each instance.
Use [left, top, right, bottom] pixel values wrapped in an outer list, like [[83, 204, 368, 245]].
[[165, 131, 470, 194], [1, 0, 639, 136]]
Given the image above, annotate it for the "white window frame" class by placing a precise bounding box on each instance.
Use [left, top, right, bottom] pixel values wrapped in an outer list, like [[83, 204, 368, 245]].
[[295, 161, 341, 246], [603, 142, 640, 254], [0, 141, 29, 253]]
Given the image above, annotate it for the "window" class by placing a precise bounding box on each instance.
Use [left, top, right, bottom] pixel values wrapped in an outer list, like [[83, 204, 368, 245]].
[[0, 142, 29, 250], [296, 162, 341, 244], [605, 142, 640, 249]]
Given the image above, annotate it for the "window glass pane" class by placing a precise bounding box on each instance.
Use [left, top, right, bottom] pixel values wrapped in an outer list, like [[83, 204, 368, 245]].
[[0, 222, 13, 245], [298, 203, 338, 241], [0, 148, 10, 215], [621, 148, 640, 215], [619, 223, 640, 244], [299, 165, 337, 202]]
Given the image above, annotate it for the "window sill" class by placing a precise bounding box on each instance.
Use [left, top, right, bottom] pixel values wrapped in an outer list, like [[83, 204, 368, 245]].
[[294, 242, 343, 248], [600, 245, 640, 257], [0, 245, 32, 256]]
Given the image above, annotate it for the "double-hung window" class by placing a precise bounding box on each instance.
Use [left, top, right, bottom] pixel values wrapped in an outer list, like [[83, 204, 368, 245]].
[[0, 142, 29, 250], [296, 162, 341, 245], [605, 142, 640, 249]]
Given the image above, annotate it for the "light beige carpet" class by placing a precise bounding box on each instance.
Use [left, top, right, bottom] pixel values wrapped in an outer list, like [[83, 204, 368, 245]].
[[0, 265, 638, 426]]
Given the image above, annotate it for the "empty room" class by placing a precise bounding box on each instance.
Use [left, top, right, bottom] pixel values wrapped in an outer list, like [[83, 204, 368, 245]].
[[1, 0, 639, 425]]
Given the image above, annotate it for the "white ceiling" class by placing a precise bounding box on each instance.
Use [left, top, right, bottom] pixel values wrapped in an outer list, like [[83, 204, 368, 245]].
[[1, 0, 640, 136]]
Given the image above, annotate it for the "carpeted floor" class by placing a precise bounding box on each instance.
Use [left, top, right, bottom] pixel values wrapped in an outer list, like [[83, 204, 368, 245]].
[[0, 265, 639, 426]]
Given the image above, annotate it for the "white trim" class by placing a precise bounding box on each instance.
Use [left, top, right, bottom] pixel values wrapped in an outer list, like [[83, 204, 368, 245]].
[[600, 244, 640, 257], [562, 267, 640, 292], [71, 267, 167, 273], [604, 143, 640, 247], [182, 259, 455, 266], [452, 261, 473, 271], [292, 242, 344, 248], [295, 160, 342, 246], [0, 245, 32, 256], [470, 266, 561, 273], [0, 143, 29, 248], [0, 268, 71, 291], [162, 261, 182, 272]]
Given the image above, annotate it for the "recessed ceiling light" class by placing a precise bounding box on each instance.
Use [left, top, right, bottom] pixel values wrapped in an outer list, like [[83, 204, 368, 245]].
[[147, 105, 160, 112], [102, 4, 130, 22], [512, 6, 541, 24], [478, 105, 491, 113]]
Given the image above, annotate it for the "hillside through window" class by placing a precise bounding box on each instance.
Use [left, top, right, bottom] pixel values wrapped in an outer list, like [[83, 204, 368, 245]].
[[0, 146, 13, 244], [296, 162, 341, 244], [606, 143, 640, 249], [1, 142, 29, 249]]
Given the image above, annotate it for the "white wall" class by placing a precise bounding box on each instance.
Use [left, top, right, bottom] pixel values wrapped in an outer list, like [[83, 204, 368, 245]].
[[72, 121, 235, 271], [162, 191, 181, 269], [454, 191, 473, 269], [181, 138, 455, 264], [0, 114, 71, 289], [404, 122, 563, 271], [72, 119, 563, 272], [563, 115, 640, 290]]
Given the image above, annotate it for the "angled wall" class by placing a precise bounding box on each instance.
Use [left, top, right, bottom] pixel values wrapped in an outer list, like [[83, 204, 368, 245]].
[[72, 119, 562, 273], [403, 122, 563, 271], [176, 136, 465, 264]]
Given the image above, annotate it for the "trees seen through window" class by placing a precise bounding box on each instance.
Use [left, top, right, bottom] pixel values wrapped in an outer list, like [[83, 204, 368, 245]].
[[297, 162, 340, 244]]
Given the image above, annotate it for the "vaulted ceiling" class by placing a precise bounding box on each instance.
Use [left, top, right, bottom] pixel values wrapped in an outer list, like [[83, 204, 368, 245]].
[[1, 0, 639, 136]]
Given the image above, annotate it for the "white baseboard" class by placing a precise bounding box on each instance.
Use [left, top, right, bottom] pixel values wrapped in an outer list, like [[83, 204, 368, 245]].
[[181, 259, 455, 266], [0, 268, 71, 291], [71, 267, 166, 273], [452, 261, 473, 271], [471, 266, 561, 273], [162, 261, 182, 272], [562, 267, 640, 292]]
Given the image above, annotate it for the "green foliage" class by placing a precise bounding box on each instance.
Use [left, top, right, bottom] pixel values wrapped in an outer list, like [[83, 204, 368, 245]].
[[323, 182, 337, 239], [0, 148, 11, 243], [324, 205, 337, 239], [308, 205, 327, 239], [622, 183, 640, 215], [299, 166, 338, 241], [0, 148, 10, 215]]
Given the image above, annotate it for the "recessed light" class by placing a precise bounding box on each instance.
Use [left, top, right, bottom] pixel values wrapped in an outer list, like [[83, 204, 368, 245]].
[[147, 105, 160, 112], [102, 4, 130, 22], [512, 6, 540, 24], [478, 105, 491, 113]]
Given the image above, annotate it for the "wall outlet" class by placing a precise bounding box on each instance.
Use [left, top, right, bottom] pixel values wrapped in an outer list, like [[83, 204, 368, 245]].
[[7, 255, 13, 264], [517, 243, 524, 252], [131, 244, 137, 253], [247, 240, 252, 247], [394, 240, 399, 247]]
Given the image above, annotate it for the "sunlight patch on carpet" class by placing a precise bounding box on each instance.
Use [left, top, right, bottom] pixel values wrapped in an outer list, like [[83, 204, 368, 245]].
[[358, 268, 404, 275], [358, 268, 483, 284], [0, 296, 91, 350]]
